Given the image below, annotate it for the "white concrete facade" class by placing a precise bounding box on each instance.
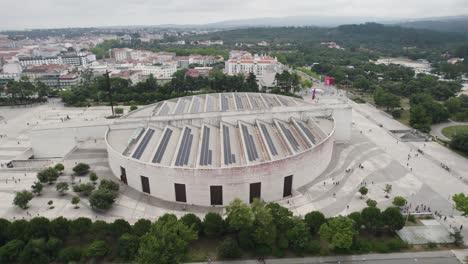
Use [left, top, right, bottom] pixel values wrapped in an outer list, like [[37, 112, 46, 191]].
[[106, 123, 335, 206]]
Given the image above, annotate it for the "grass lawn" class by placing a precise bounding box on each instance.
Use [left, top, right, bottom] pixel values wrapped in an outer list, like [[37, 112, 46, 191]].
[[441, 125, 468, 139], [396, 109, 410, 126]]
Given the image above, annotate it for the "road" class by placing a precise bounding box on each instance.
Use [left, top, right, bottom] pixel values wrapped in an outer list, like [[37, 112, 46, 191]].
[[189, 250, 462, 264]]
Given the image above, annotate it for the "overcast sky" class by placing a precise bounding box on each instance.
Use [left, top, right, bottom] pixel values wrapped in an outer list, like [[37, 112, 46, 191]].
[[1, 0, 468, 29]]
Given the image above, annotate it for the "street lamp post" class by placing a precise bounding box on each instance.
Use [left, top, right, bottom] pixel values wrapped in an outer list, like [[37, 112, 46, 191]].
[[103, 70, 114, 116]]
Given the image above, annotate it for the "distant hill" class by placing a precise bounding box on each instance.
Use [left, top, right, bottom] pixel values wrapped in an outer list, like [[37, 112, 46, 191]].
[[395, 16, 468, 34], [202, 15, 391, 28]]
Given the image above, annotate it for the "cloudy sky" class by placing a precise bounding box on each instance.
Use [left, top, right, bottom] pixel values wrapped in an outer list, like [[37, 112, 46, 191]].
[[1, 0, 468, 29]]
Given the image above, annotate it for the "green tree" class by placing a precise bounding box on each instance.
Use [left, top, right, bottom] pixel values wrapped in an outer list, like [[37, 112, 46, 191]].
[[0, 218, 11, 246], [180, 213, 203, 235], [132, 219, 152, 237], [112, 219, 132, 238], [450, 135, 468, 155], [89, 189, 118, 210], [19, 238, 48, 264], [287, 217, 312, 254], [453, 193, 468, 216], [13, 190, 33, 209], [319, 216, 357, 251], [392, 196, 407, 207], [7, 220, 30, 241], [69, 217, 92, 239], [99, 179, 120, 192], [117, 233, 140, 261], [73, 183, 95, 196], [0, 239, 25, 263], [58, 247, 82, 263], [31, 182, 43, 196], [410, 105, 432, 132], [217, 237, 241, 259], [381, 207, 405, 232], [54, 163, 64, 173], [361, 207, 382, 232], [203, 212, 224, 238], [37, 167, 59, 184], [136, 214, 197, 264], [251, 199, 276, 249], [89, 172, 98, 184], [225, 198, 254, 232], [384, 184, 392, 198], [304, 211, 326, 235], [46, 237, 63, 259], [359, 186, 368, 198], [49, 217, 69, 240], [366, 199, 377, 207], [73, 163, 90, 176], [56, 182, 69, 195], [84, 240, 109, 259], [71, 196, 80, 209], [26, 217, 49, 239]]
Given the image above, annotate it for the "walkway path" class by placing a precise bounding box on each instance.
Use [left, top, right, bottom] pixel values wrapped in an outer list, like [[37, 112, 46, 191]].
[[431, 120, 468, 141]]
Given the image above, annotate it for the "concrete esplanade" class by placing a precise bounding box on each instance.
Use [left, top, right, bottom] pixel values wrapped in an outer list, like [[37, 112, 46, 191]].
[[105, 93, 351, 206]]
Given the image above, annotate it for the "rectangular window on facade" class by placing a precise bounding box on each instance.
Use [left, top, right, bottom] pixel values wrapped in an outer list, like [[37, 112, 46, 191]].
[[120, 166, 128, 185], [283, 175, 293, 197], [210, 186, 223, 205], [141, 176, 150, 194], [249, 182, 261, 203], [174, 183, 187, 203]]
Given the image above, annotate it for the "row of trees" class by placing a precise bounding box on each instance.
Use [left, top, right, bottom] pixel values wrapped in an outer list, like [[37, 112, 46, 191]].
[[1, 198, 411, 264], [59, 70, 261, 107], [0, 78, 52, 105]]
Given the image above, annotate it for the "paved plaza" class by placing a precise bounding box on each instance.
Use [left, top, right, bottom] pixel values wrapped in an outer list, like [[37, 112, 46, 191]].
[[1, 95, 468, 234]]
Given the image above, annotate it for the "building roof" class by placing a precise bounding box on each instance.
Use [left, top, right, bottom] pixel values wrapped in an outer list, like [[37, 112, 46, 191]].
[[107, 93, 334, 169]]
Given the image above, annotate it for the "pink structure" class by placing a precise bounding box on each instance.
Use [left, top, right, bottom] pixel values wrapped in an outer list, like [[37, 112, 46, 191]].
[[324, 77, 335, 86]]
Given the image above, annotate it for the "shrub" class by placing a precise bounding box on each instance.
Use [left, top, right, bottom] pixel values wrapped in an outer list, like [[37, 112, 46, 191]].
[[392, 109, 402, 118], [115, 107, 124, 115], [387, 239, 407, 252], [408, 214, 416, 223], [130, 105, 138, 111], [372, 241, 390, 253], [426, 242, 437, 249], [73, 163, 90, 176], [217, 237, 241, 259]]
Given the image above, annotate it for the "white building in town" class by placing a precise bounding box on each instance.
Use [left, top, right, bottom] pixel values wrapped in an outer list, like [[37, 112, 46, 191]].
[[225, 53, 285, 87], [133, 63, 177, 79]]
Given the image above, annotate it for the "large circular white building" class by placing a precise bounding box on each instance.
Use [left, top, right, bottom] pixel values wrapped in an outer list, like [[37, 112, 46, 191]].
[[103, 92, 343, 206]]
